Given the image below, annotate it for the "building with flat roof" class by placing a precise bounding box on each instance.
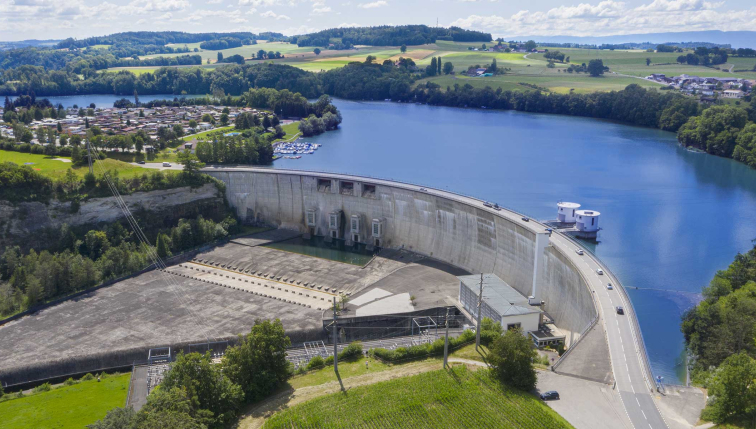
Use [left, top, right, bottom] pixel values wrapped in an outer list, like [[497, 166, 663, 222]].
[[458, 274, 541, 333]]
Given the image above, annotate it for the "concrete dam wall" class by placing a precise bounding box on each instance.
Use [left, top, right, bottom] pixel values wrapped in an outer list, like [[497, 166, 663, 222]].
[[205, 168, 597, 343]]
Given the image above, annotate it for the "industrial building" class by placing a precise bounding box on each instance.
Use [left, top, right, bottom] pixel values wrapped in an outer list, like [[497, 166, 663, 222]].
[[457, 274, 541, 333], [557, 202, 581, 223]]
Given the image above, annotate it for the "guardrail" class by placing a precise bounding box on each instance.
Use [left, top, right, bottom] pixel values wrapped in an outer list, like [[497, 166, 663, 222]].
[[560, 233, 656, 391]]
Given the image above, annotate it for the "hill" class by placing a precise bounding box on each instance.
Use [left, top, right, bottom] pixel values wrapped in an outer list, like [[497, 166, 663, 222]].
[[510, 30, 756, 49]]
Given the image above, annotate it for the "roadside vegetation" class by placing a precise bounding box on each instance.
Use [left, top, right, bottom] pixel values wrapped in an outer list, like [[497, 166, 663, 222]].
[[0, 372, 130, 429], [682, 243, 756, 426]]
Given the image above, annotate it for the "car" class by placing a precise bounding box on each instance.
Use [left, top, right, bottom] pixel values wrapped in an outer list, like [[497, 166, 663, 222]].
[[546, 228, 553, 233], [521, 217, 529, 222], [540, 391, 560, 400], [596, 269, 604, 275], [606, 283, 613, 290], [419, 187, 428, 192], [493, 203, 501, 211], [575, 249, 584, 255], [616, 306, 624, 315], [137, 160, 145, 164], [483, 201, 493, 208], [162, 162, 171, 167]]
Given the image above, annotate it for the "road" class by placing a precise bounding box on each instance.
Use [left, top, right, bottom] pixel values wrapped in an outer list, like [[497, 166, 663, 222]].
[[163, 165, 668, 428]]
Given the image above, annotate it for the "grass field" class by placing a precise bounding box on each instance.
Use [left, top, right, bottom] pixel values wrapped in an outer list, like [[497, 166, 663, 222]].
[[102, 67, 159, 75], [0, 150, 149, 180], [0, 373, 130, 429], [263, 366, 573, 429]]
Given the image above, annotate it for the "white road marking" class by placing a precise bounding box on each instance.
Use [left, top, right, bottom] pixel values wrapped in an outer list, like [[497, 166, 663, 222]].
[[642, 410, 647, 420], [636, 397, 641, 406]]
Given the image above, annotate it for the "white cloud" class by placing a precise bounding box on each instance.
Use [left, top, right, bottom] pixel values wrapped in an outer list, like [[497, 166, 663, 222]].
[[312, 6, 331, 14], [238, 0, 280, 5], [281, 24, 319, 35], [207, 0, 223, 4], [357, 1, 386, 8], [451, 0, 756, 37], [337, 22, 359, 27], [260, 10, 290, 19]]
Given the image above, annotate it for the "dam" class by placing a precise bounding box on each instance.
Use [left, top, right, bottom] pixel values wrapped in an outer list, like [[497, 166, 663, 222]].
[[1, 167, 657, 422]]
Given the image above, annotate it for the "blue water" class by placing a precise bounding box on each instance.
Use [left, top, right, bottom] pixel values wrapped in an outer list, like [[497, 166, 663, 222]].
[[274, 100, 756, 384], [32, 95, 756, 384]]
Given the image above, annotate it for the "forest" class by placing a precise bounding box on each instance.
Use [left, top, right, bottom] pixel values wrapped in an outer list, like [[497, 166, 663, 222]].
[[681, 244, 756, 425], [292, 25, 491, 47]]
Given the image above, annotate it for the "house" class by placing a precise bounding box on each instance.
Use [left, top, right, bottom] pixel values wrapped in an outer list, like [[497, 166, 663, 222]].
[[723, 89, 744, 99]]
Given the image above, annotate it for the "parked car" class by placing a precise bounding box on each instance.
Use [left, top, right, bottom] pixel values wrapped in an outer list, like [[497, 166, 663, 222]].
[[521, 217, 529, 222], [616, 306, 624, 315], [540, 391, 560, 400], [596, 269, 604, 275], [575, 249, 584, 255], [137, 160, 145, 164], [162, 162, 171, 167], [483, 201, 493, 208], [606, 283, 613, 290]]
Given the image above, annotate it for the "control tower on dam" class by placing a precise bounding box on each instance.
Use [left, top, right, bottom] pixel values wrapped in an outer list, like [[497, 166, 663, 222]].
[[204, 167, 598, 348]]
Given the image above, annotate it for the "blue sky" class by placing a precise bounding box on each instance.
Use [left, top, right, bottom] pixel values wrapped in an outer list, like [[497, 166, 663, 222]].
[[1, 0, 754, 41]]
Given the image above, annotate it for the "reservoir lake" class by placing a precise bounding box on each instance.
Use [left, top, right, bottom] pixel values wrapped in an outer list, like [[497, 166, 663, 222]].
[[37, 95, 756, 384]]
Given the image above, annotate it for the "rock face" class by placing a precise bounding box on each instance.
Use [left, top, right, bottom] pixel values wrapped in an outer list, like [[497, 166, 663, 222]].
[[0, 183, 223, 250]]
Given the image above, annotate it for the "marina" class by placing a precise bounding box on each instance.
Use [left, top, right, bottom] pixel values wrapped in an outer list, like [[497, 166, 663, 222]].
[[273, 141, 321, 158]]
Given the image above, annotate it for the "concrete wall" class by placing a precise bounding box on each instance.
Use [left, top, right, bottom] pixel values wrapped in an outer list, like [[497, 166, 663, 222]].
[[206, 169, 596, 343]]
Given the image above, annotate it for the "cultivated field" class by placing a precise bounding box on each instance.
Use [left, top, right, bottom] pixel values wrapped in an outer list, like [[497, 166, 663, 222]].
[[0, 373, 130, 429], [262, 366, 573, 429]]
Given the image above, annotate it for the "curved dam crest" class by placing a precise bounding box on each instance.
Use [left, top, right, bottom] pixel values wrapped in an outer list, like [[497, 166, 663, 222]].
[[206, 168, 597, 344]]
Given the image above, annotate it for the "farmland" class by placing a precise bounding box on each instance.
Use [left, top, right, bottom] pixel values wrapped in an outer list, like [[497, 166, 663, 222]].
[[263, 366, 573, 429], [0, 373, 130, 429]]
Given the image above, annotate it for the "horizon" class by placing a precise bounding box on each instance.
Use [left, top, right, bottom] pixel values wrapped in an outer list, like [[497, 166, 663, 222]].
[[1, 0, 755, 42]]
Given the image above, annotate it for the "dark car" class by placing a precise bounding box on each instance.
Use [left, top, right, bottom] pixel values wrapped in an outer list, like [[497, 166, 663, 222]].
[[137, 160, 145, 164], [540, 391, 560, 400], [616, 306, 624, 315], [521, 217, 530, 222]]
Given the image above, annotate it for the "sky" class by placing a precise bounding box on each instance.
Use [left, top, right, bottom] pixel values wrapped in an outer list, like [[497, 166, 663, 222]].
[[0, 0, 755, 41]]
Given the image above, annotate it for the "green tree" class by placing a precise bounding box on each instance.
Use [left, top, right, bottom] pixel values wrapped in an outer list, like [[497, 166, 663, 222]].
[[220, 113, 229, 126], [443, 61, 454, 75], [172, 124, 184, 137], [677, 105, 748, 157], [162, 352, 243, 428], [400, 44, 407, 53], [217, 52, 223, 62], [524, 40, 537, 51], [587, 59, 605, 77], [257, 49, 266, 60], [437, 56, 442, 75], [646, 57, 651, 66], [702, 353, 756, 423], [177, 151, 206, 174], [222, 319, 291, 402], [365, 55, 376, 64], [134, 136, 144, 154], [313, 48, 321, 56], [156, 233, 171, 258], [84, 230, 110, 260], [189, 119, 198, 129], [488, 328, 537, 391]]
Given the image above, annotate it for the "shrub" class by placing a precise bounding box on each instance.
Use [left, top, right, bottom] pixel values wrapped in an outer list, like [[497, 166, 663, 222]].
[[33, 382, 51, 393], [324, 355, 334, 366], [307, 356, 325, 370], [82, 373, 95, 381], [64, 377, 77, 386], [338, 342, 363, 361]]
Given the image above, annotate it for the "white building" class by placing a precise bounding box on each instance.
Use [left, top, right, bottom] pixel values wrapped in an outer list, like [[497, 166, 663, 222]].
[[575, 210, 600, 237], [458, 274, 541, 334], [723, 89, 744, 99], [556, 202, 581, 223]]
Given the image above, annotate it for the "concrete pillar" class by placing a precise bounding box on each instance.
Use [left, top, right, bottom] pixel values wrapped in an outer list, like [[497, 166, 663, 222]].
[[531, 232, 549, 304]]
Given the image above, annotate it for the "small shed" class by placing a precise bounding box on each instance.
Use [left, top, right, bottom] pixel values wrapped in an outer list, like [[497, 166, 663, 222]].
[[458, 274, 540, 334]]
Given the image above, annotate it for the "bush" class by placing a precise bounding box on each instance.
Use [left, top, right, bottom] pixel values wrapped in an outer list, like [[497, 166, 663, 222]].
[[64, 377, 77, 386], [338, 342, 363, 361], [33, 382, 52, 393], [307, 355, 325, 370], [371, 329, 477, 363], [324, 355, 334, 366], [82, 373, 95, 381]]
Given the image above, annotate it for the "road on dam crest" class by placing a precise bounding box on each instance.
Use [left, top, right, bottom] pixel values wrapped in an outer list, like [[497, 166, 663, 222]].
[[197, 165, 668, 429]]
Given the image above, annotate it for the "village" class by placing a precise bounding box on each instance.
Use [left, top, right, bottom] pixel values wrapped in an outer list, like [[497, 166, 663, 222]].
[[0, 104, 271, 144], [645, 73, 753, 100]]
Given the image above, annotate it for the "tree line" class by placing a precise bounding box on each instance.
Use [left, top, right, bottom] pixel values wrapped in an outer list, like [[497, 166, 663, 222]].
[[292, 25, 491, 48], [681, 243, 756, 425]]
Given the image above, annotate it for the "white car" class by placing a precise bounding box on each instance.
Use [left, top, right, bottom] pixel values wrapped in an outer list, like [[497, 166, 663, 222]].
[[575, 249, 584, 255], [162, 162, 171, 167], [606, 283, 613, 290], [596, 269, 604, 275]]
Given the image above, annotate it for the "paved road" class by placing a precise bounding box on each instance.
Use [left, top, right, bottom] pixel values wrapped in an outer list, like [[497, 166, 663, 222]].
[[195, 166, 667, 428]]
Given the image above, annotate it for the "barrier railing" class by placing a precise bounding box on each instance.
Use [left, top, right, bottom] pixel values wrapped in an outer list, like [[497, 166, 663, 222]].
[[560, 233, 656, 391]]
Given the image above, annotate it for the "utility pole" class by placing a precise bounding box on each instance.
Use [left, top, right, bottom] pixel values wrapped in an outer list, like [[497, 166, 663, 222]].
[[443, 308, 450, 368], [333, 296, 344, 392], [475, 273, 484, 351]]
